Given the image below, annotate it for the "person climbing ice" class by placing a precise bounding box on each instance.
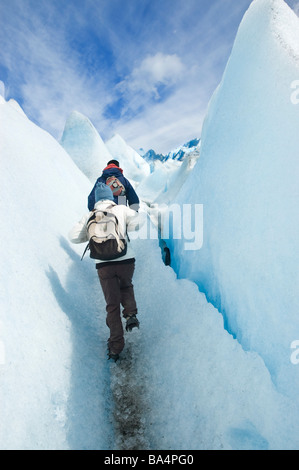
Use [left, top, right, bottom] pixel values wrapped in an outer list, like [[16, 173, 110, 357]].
[[69, 182, 145, 362], [87, 159, 140, 212]]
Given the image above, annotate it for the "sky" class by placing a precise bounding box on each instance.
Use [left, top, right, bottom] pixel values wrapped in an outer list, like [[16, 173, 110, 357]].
[[0, 0, 298, 154]]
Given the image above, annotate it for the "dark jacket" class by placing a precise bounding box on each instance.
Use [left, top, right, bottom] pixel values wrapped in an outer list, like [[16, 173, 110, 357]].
[[88, 164, 140, 211]]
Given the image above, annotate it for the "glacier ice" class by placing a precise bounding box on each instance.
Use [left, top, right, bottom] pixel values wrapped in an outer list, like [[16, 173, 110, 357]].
[[1, 0, 299, 451], [167, 0, 299, 400], [105, 133, 150, 185], [60, 110, 113, 182]]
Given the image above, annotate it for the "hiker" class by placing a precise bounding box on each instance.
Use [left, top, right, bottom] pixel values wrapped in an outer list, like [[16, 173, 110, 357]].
[[69, 182, 145, 362], [88, 159, 140, 212]]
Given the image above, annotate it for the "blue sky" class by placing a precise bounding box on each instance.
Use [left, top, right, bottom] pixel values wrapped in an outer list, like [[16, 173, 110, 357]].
[[0, 0, 298, 153]]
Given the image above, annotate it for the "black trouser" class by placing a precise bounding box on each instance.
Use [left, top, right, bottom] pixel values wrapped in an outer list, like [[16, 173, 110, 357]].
[[97, 260, 137, 354]]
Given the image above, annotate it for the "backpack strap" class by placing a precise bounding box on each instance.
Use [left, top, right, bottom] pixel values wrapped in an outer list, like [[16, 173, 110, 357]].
[[81, 242, 90, 261], [81, 209, 98, 261]]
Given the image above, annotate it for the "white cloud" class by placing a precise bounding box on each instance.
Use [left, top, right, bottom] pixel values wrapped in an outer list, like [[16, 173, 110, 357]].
[[0, 6, 111, 139], [0, 0, 253, 152], [121, 53, 184, 98], [112, 67, 209, 154], [112, 52, 185, 121]]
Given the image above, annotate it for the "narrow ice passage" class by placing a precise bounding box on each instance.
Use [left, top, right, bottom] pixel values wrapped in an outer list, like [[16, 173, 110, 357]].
[[60, 228, 299, 450], [48, 235, 152, 450]]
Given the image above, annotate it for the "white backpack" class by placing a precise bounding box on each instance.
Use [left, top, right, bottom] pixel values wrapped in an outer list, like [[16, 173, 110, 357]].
[[81, 205, 127, 261]]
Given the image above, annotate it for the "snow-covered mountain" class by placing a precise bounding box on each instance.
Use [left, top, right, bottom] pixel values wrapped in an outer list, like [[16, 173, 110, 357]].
[[142, 137, 200, 166], [1, 0, 299, 452], [137, 138, 200, 204]]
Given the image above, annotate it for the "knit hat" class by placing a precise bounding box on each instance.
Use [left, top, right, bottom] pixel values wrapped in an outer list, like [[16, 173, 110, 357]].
[[107, 159, 120, 167], [94, 182, 114, 203]]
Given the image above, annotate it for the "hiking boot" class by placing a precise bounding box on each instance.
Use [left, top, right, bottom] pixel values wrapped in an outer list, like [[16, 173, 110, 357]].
[[108, 351, 119, 362], [125, 314, 140, 332], [107, 341, 120, 362]]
